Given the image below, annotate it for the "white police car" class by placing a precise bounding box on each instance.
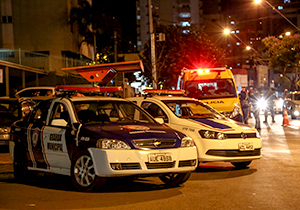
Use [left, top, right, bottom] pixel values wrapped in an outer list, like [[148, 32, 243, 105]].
[[9, 87, 197, 191], [128, 89, 262, 169]]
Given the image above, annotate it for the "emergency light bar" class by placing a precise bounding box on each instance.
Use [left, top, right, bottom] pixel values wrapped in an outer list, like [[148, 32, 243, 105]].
[[182, 67, 226, 74], [61, 60, 144, 86], [143, 89, 185, 95], [56, 86, 123, 92]]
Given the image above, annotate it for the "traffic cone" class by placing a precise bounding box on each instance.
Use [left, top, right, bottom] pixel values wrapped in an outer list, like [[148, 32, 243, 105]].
[[282, 108, 289, 126]]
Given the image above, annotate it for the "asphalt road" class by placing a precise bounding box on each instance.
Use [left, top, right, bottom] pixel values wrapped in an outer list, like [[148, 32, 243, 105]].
[[1, 114, 300, 210]]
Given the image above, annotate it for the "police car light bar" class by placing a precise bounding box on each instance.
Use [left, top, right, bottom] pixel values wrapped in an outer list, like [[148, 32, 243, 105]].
[[182, 67, 226, 73], [56, 86, 123, 92], [143, 89, 185, 95]]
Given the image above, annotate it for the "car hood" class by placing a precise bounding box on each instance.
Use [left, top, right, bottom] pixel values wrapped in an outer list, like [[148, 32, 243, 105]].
[[185, 118, 256, 133], [79, 122, 183, 148]]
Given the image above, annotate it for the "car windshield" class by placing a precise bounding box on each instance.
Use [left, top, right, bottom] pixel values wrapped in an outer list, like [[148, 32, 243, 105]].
[[185, 79, 237, 99], [73, 100, 156, 124], [162, 99, 225, 119], [0, 101, 20, 125]]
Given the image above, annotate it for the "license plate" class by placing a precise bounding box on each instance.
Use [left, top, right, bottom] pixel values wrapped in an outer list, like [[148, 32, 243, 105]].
[[148, 153, 173, 163], [238, 142, 254, 151]]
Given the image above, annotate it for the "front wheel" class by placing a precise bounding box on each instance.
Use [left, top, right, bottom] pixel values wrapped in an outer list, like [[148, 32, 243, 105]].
[[71, 150, 106, 192], [13, 144, 30, 181], [159, 172, 191, 186], [231, 161, 252, 169]]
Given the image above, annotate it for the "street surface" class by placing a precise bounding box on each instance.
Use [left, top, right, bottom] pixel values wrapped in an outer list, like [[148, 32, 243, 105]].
[[1, 114, 300, 210]]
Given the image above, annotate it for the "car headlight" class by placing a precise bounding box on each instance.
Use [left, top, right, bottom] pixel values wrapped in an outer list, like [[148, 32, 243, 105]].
[[199, 130, 227, 139], [96, 139, 131, 150], [0, 127, 10, 133], [181, 136, 195, 147], [230, 102, 241, 118]]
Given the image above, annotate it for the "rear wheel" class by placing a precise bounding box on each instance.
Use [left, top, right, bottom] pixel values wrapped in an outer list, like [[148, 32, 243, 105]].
[[13, 144, 30, 181], [231, 161, 252, 169], [159, 172, 191, 186], [71, 150, 106, 192]]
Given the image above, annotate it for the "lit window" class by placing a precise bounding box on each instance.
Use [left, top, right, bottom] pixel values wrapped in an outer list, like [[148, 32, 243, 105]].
[[228, 44, 231, 47], [137, 15, 140, 20], [137, 41, 142, 46], [237, 63, 240, 66], [231, 31, 235, 34], [284, 0, 290, 3], [250, 41, 253, 44], [230, 21, 235, 24], [236, 30, 240, 33], [183, 30, 190, 33], [236, 42, 241, 45], [181, 22, 190, 27], [278, 6, 283, 10], [180, 13, 190, 18]]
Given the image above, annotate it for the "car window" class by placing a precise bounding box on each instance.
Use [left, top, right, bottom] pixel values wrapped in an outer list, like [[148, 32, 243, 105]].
[[49, 102, 70, 125], [141, 102, 169, 123]]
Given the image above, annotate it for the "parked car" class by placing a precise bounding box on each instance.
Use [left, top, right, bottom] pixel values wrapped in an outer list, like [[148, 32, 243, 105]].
[[16, 86, 56, 98], [285, 91, 300, 119], [9, 93, 197, 191], [0, 98, 22, 147], [128, 90, 262, 169]]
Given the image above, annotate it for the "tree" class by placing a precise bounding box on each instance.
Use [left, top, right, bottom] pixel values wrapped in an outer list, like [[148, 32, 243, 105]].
[[139, 25, 227, 88], [262, 34, 300, 90], [70, 1, 118, 63]]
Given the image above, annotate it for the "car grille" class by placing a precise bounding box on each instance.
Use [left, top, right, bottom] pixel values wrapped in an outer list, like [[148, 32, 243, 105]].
[[133, 139, 176, 149], [146, 161, 175, 169], [226, 133, 257, 138], [179, 159, 197, 167], [110, 163, 141, 170], [206, 148, 261, 157]]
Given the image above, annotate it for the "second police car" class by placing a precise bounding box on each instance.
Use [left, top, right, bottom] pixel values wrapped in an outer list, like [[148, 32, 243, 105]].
[[9, 87, 197, 191], [128, 89, 262, 169]]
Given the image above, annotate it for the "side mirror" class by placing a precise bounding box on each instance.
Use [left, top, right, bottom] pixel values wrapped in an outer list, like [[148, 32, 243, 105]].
[[155, 117, 164, 124], [51, 119, 68, 127]]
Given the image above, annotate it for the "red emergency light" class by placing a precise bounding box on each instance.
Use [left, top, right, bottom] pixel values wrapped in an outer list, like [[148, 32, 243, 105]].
[[56, 86, 123, 92], [143, 89, 185, 95]]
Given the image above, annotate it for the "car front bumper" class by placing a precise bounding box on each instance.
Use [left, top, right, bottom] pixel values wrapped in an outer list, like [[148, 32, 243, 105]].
[[89, 147, 198, 177], [195, 137, 262, 162]]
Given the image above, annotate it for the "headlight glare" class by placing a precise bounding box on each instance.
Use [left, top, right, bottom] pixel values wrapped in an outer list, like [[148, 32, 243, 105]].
[[97, 139, 131, 150], [181, 136, 195, 147]]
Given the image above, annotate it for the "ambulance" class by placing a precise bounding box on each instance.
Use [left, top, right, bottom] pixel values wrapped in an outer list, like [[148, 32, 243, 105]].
[[177, 67, 243, 122]]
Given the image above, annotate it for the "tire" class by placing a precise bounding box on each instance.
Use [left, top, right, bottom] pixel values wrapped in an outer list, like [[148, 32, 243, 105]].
[[159, 172, 191, 186], [231, 161, 252, 169], [13, 144, 30, 181], [71, 150, 106, 192]]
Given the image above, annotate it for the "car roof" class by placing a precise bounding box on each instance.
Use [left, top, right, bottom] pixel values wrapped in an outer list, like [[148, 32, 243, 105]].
[[130, 96, 195, 101], [68, 96, 127, 102], [16, 86, 55, 93]]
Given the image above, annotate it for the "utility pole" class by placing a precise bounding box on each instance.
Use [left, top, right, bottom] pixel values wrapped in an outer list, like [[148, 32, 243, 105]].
[[148, 0, 157, 89]]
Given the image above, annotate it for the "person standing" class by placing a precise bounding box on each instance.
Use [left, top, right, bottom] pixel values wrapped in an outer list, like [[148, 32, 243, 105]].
[[250, 88, 261, 131], [240, 87, 250, 124], [263, 88, 277, 124]]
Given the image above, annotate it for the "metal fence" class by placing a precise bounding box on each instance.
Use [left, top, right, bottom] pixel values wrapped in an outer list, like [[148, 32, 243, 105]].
[[0, 49, 88, 73]]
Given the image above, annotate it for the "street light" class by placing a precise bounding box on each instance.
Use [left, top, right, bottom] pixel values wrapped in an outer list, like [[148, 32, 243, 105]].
[[254, 0, 300, 32]]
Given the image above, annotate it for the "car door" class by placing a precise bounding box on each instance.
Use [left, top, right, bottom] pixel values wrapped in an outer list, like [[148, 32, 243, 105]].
[[41, 101, 72, 173]]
